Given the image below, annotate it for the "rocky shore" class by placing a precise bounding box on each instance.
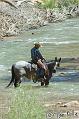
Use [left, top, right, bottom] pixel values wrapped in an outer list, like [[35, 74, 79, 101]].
[[0, 0, 79, 38]]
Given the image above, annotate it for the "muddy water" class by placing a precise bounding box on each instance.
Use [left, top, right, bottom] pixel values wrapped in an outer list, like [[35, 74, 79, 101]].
[[0, 17, 79, 81]]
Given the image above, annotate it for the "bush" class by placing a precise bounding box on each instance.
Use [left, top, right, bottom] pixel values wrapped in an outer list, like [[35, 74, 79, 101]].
[[37, 0, 79, 9], [38, 0, 57, 9]]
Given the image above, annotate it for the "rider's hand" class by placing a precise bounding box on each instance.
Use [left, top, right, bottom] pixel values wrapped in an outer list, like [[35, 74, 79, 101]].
[[42, 58, 46, 62]]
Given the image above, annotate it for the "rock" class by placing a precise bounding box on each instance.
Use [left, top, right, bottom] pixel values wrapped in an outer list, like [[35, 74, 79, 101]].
[[60, 101, 79, 108]]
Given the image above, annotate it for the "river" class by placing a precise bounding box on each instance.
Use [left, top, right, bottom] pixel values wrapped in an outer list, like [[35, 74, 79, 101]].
[[0, 17, 79, 81]]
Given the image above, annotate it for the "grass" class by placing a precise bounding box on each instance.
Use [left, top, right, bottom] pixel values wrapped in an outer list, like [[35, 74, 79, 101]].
[[5, 85, 46, 119], [4, 81, 79, 119], [40, 0, 57, 9]]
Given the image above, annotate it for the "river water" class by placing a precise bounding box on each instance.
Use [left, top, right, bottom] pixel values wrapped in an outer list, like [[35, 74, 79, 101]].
[[0, 17, 79, 81]]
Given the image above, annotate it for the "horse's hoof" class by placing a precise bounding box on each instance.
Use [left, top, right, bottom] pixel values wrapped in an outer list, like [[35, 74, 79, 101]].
[[33, 79, 37, 83], [41, 81, 44, 86], [45, 83, 49, 87], [14, 83, 20, 87], [33, 81, 37, 83], [45, 81, 49, 86]]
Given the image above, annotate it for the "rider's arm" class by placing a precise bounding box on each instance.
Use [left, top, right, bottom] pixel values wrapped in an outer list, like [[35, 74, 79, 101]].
[[31, 48, 36, 60], [36, 49, 44, 60]]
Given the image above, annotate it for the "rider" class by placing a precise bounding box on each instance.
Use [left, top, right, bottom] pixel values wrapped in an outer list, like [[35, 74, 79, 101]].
[[31, 42, 47, 74]]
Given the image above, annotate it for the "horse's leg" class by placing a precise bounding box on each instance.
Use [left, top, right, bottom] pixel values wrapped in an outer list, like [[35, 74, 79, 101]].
[[40, 78, 44, 86], [41, 81, 44, 86], [45, 78, 49, 86], [14, 75, 21, 87], [14, 68, 21, 87]]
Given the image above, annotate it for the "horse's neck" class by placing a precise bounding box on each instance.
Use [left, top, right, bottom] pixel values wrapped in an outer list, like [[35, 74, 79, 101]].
[[47, 62, 56, 71]]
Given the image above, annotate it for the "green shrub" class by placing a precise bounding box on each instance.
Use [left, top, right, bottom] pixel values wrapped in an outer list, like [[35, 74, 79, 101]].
[[38, 0, 57, 9], [37, 0, 79, 9]]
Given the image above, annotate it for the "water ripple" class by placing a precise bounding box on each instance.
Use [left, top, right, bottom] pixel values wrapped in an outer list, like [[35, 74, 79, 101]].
[[39, 41, 79, 45], [0, 65, 7, 71]]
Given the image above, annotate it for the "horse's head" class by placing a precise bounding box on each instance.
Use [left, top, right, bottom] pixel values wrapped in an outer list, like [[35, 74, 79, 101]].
[[54, 57, 61, 70], [55, 57, 61, 67], [53, 57, 61, 73], [47, 57, 61, 73]]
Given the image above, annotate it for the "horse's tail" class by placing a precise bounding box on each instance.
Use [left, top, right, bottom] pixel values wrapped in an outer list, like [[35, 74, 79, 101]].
[[6, 64, 15, 87]]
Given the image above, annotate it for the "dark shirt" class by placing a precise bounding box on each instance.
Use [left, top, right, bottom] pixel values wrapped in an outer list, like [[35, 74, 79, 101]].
[[31, 47, 44, 63]]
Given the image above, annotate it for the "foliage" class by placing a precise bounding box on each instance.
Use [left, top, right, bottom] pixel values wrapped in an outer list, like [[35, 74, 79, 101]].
[[38, 0, 57, 9], [5, 85, 45, 119], [36, 0, 79, 9], [69, 0, 79, 4]]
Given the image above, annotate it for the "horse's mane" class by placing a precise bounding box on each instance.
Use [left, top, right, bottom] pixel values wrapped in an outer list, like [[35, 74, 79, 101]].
[[46, 61, 56, 71], [46, 61, 55, 65]]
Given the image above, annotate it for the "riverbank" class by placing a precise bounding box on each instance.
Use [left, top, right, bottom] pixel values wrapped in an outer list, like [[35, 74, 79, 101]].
[[0, 0, 79, 39]]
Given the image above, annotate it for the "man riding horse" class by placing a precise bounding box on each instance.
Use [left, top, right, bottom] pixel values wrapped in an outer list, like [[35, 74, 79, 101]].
[[6, 42, 61, 87], [31, 43, 48, 78]]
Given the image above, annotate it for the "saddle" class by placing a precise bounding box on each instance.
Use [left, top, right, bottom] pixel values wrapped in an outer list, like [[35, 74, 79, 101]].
[[28, 60, 37, 70], [28, 60, 45, 78]]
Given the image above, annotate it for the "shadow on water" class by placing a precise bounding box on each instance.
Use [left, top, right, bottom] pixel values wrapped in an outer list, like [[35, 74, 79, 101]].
[[52, 71, 79, 82]]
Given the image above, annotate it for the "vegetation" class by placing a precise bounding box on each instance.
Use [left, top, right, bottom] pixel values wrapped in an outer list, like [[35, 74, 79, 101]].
[[39, 0, 57, 9], [5, 80, 79, 119], [5, 85, 46, 119], [37, 0, 79, 9]]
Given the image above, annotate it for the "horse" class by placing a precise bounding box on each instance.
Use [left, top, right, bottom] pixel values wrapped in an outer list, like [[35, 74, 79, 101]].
[[6, 57, 61, 87]]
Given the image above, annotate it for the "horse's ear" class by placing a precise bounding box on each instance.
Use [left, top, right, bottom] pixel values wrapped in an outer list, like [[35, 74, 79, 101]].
[[59, 57, 61, 62], [57, 57, 61, 67], [55, 57, 57, 61]]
